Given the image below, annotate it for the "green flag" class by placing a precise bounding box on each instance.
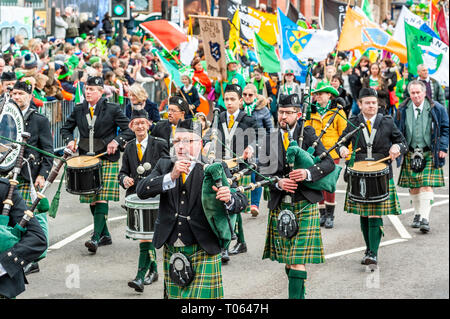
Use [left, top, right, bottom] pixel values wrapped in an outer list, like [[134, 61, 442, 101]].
[[361, 0, 373, 21], [152, 48, 183, 88], [74, 82, 84, 104], [254, 32, 281, 73], [405, 22, 433, 76]]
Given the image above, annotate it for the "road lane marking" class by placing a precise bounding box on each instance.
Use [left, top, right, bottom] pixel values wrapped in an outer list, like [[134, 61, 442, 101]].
[[325, 239, 408, 259], [48, 215, 126, 250], [388, 215, 412, 239]]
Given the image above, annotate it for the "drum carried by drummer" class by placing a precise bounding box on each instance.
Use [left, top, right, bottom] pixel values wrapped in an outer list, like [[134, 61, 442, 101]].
[[338, 88, 407, 268], [61, 76, 134, 254], [118, 108, 169, 293]]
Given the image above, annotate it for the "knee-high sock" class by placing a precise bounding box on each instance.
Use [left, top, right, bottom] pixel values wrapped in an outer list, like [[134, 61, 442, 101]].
[[93, 203, 108, 241], [236, 213, 245, 243], [288, 269, 307, 299], [410, 193, 421, 216], [368, 218, 384, 256], [89, 204, 96, 216], [419, 191, 434, 221], [148, 242, 158, 274], [94, 202, 110, 237], [360, 217, 369, 250], [285, 266, 290, 277], [136, 242, 151, 280]]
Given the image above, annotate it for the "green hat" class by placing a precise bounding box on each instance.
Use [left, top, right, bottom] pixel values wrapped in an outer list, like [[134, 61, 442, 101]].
[[226, 49, 239, 65], [284, 69, 295, 75], [74, 37, 83, 44], [89, 56, 101, 65], [58, 63, 73, 80], [340, 63, 351, 73], [67, 55, 80, 70], [312, 82, 339, 97]]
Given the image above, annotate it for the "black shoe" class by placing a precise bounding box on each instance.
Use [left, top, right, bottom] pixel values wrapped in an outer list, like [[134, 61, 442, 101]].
[[319, 209, 326, 227], [24, 262, 40, 275], [361, 249, 370, 265], [364, 251, 377, 266], [98, 235, 112, 247], [229, 242, 247, 255], [324, 205, 335, 229], [144, 272, 159, 285], [221, 249, 230, 264], [325, 217, 334, 229], [128, 278, 144, 292], [411, 214, 421, 228], [419, 218, 430, 233], [85, 239, 99, 253]]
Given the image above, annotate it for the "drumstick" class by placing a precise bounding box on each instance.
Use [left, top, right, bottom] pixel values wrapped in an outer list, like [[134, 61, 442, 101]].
[[366, 156, 391, 167], [83, 152, 107, 162]]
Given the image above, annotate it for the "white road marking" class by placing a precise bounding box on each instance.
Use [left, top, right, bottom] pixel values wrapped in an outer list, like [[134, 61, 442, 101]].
[[48, 215, 126, 250], [325, 239, 408, 259], [388, 215, 412, 239]]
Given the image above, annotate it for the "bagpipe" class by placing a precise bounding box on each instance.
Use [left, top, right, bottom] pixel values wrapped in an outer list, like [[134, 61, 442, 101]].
[[0, 99, 71, 255]]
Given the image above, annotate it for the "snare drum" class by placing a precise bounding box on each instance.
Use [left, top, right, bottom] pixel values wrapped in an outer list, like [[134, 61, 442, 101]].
[[347, 161, 389, 203], [125, 194, 160, 240], [65, 156, 103, 195]]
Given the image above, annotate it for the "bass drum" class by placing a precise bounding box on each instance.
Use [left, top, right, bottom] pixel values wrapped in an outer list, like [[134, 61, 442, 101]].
[[0, 98, 25, 173]]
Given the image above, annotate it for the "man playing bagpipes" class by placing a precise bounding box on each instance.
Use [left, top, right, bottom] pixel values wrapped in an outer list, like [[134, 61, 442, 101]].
[[0, 178, 47, 299], [307, 82, 348, 229], [258, 94, 335, 299], [204, 84, 257, 262], [136, 119, 248, 299], [118, 109, 169, 293], [9, 80, 53, 275], [338, 88, 407, 267], [61, 76, 134, 254]]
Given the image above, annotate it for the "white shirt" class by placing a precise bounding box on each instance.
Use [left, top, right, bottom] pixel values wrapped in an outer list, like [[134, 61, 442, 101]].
[[162, 161, 197, 191], [21, 106, 29, 116], [413, 100, 425, 119], [363, 114, 377, 130], [227, 109, 240, 127], [136, 135, 148, 155]]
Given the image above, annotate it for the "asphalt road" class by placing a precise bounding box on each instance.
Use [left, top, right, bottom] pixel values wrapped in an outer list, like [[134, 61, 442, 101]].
[[19, 159, 449, 299]]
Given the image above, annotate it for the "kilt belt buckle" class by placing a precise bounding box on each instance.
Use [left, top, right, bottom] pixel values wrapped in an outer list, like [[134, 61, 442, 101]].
[[169, 252, 195, 287], [411, 148, 426, 173]]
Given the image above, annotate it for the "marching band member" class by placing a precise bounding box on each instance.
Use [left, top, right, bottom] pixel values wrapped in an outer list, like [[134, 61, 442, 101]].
[[396, 80, 449, 233], [10, 80, 53, 275], [0, 178, 47, 299], [61, 76, 134, 254], [136, 119, 248, 299], [260, 94, 335, 299], [151, 96, 191, 149], [338, 88, 407, 267], [206, 84, 257, 261], [118, 109, 169, 293], [307, 83, 348, 228]]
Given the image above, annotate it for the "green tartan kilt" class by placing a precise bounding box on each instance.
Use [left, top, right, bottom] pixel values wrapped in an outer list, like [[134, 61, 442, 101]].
[[238, 174, 251, 213], [344, 178, 401, 216], [17, 181, 33, 207], [80, 160, 120, 203], [398, 151, 445, 188], [263, 200, 324, 265], [163, 244, 223, 299]]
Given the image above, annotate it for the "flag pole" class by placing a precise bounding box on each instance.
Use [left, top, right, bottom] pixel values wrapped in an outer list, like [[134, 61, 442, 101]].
[[321, 0, 325, 30]]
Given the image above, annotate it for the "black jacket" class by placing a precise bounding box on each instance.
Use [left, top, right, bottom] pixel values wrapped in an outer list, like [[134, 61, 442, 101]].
[[0, 178, 47, 298], [118, 136, 169, 197], [150, 119, 187, 149], [136, 158, 248, 255], [337, 113, 408, 179], [210, 110, 257, 172], [61, 97, 134, 162], [258, 124, 336, 210], [20, 106, 53, 183]]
